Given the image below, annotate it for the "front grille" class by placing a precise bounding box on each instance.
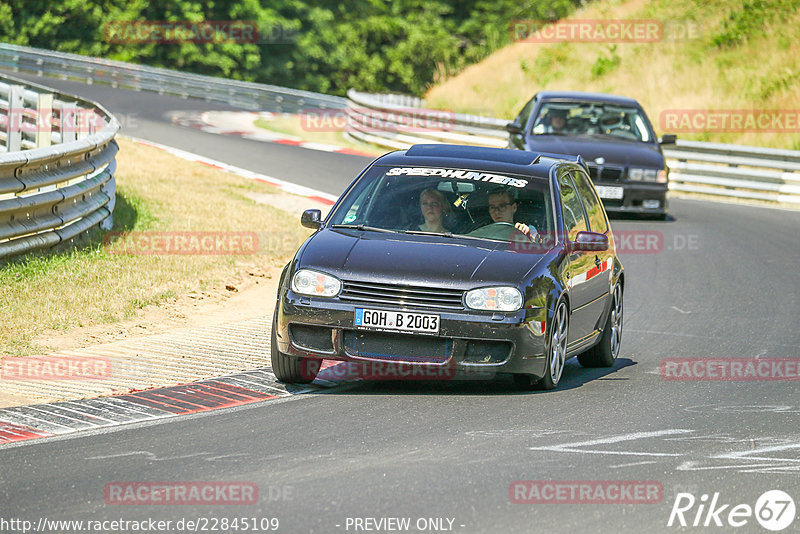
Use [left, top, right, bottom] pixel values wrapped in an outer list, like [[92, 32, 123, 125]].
[[601, 167, 623, 181], [587, 165, 624, 182], [340, 281, 464, 311], [343, 330, 452, 363]]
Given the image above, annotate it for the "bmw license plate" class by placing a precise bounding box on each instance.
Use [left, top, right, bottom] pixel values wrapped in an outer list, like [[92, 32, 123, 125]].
[[354, 308, 440, 335], [594, 186, 624, 200]]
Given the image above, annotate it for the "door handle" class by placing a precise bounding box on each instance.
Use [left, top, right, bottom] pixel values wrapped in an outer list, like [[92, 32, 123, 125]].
[[595, 256, 602, 267]]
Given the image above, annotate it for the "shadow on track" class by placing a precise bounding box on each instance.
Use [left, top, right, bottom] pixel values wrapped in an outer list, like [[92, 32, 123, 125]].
[[307, 357, 636, 396]]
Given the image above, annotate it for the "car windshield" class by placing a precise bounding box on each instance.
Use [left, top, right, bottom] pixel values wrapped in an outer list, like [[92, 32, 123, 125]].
[[328, 165, 555, 244], [531, 101, 653, 142]]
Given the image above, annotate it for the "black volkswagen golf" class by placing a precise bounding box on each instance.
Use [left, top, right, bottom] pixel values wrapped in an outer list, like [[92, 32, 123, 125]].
[[271, 144, 624, 390], [507, 91, 676, 218]]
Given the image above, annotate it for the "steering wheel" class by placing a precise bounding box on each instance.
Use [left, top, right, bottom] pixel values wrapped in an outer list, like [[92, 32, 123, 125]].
[[466, 222, 528, 240]]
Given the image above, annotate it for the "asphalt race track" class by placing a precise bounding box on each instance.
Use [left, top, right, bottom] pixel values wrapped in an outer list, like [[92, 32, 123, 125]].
[[2, 74, 800, 533]]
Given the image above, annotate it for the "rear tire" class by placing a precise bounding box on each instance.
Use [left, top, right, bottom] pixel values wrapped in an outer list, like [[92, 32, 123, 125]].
[[271, 309, 319, 384], [578, 283, 623, 368]]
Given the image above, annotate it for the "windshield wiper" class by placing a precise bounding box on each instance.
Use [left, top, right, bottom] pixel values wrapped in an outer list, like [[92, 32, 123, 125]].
[[403, 230, 488, 242], [330, 224, 397, 234], [585, 133, 642, 142], [403, 229, 455, 237]]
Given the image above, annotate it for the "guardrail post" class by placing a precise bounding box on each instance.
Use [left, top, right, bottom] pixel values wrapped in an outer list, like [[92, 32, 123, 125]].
[[4, 85, 24, 152], [61, 102, 77, 143], [77, 108, 90, 139], [36, 92, 53, 148]]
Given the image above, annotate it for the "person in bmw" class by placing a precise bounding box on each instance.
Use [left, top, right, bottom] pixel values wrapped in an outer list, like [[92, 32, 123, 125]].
[[507, 91, 676, 218], [271, 144, 625, 391], [534, 107, 569, 135]]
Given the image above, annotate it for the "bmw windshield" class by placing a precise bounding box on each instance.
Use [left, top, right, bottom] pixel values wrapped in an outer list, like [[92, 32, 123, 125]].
[[532, 101, 655, 142], [328, 165, 555, 244]]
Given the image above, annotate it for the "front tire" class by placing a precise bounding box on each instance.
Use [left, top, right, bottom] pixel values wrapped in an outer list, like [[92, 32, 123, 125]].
[[514, 299, 568, 391], [270, 310, 319, 384], [578, 283, 623, 368]]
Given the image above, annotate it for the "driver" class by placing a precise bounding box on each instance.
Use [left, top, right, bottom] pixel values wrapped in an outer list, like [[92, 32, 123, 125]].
[[548, 108, 568, 133], [487, 190, 536, 239]]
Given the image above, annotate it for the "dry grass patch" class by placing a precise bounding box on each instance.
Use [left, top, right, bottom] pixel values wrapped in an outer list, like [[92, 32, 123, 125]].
[[0, 138, 312, 356]]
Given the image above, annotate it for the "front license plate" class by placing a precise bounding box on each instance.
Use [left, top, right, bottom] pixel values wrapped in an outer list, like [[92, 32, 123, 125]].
[[595, 185, 624, 200], [354, 308, 440, 335]]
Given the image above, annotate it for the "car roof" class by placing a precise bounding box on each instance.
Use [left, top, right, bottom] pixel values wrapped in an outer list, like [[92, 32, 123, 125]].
[[374, 144, 576, 179], [536, 90, 640, 107]]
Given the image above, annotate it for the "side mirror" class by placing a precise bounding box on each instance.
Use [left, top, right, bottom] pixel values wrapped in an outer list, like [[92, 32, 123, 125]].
[[659, 134, 677, 145], [506, 122, 524, 135], [301, 209, 322, 229], [569, 231, 609, 252]]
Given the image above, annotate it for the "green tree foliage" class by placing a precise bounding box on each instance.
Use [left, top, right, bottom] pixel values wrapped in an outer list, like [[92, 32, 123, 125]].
[[0, 0, 583, 96]]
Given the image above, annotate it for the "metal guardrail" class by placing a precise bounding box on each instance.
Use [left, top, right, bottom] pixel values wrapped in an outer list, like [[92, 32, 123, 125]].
[[0, 73, 118, 260], [346, 90, 507, 150], [663, 141, 800, 204], [3, 42, 795, 207], [0, 43, 346, 113], [345, 90, 800, 206]]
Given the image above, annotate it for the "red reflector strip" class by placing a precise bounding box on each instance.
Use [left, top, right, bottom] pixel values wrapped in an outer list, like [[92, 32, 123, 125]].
[[117, 382, 276, 416], [0, 422, 53, 443]]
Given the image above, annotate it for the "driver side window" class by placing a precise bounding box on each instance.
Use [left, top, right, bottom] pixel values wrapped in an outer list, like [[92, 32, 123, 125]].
[[558, 172, 588, 242]]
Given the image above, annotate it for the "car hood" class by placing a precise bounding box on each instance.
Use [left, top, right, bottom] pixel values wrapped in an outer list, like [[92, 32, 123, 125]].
[[298, 229, 548, 288], [526, 135, 664, 168]]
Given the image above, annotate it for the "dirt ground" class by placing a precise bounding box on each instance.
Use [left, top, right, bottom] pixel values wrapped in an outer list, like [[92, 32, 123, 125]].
[[0, 191, 329, 408]]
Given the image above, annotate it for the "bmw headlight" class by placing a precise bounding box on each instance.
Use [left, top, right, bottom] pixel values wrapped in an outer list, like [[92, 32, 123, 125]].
[[628, 168, 667, 183], [465, 287, 523, 312], [291, 269, 341, 297]]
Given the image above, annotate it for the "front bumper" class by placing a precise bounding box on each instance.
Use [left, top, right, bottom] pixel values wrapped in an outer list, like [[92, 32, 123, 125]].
[[598, 182, 668, 215], [274, 291, 550, 380]]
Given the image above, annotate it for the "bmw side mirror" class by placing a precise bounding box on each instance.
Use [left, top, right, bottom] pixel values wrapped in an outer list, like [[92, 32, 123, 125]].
[[569, 231, 609, 252], [301, 209, 322, 229], [659, 134, 677, 145], [506, 122, 524, 135]]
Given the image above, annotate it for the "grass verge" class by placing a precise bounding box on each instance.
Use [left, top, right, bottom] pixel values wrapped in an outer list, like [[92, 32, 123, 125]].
[[0, 138, 312, 356]]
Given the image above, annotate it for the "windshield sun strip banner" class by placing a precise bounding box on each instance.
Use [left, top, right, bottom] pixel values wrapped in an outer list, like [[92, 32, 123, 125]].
[[385, 167, 529, 188]]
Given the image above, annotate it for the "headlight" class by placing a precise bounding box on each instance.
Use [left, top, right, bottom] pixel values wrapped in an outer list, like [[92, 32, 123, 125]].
[[628, 168, 660, 182], [291, 269, 341, 297], [465, 287, 523, 312]]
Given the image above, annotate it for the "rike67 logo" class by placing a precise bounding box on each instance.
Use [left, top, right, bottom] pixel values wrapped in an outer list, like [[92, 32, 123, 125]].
[[668, 490, 796, 531]]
